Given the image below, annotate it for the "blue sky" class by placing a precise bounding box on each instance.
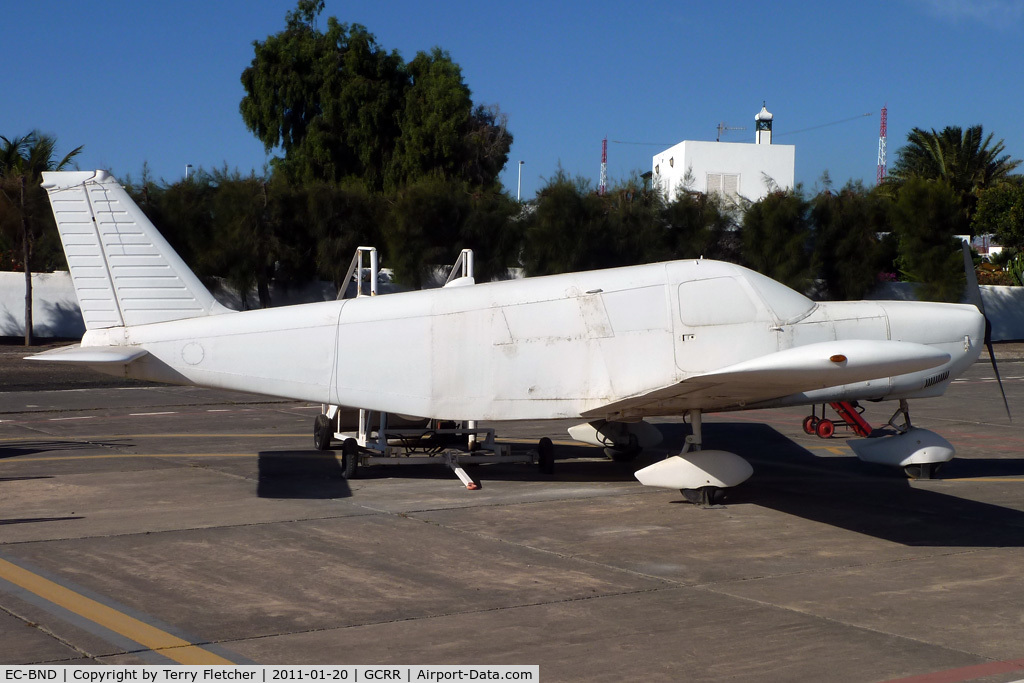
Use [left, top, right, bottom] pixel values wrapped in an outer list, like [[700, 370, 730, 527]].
[[4, 0, 1022, 199]]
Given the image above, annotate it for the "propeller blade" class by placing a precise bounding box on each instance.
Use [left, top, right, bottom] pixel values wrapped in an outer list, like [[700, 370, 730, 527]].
[[986, 339, 1012, 420], [963, 240, 1011, 420]]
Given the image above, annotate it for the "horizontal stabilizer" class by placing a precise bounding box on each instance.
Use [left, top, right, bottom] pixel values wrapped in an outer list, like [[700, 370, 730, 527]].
[[27, 345, 149, 364], [585, 340, 950, 418]]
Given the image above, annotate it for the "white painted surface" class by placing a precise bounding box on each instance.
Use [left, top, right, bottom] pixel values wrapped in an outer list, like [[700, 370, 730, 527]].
[[29, 172, 989, 434], [869, 282, 1024, 342], [41, 170, 228, 328], [848, 427, 956, 466], [0, 270, 84, 338], [634, 451, 754, 489], [653, 140, 795, 203]]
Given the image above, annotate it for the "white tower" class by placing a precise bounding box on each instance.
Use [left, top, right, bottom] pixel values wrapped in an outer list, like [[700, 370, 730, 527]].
[[755, 103, 773, 145]]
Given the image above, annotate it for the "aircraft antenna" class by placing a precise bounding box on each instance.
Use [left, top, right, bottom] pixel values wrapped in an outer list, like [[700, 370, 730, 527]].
[[877, 105, 888, 184], [599, 137, 608, 196]]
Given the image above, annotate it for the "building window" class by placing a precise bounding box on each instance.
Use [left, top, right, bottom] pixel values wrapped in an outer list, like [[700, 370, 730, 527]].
[[706, 173, 740, 201]]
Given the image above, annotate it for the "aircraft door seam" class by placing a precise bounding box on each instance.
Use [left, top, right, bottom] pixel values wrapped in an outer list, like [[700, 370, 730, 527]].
[[329, 300, 347, 405]]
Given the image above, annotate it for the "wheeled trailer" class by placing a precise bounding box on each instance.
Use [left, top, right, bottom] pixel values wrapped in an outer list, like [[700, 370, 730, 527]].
[[310, 246, 555, 487], [801, 401, 873, 439], [313, 406, 551, 488]]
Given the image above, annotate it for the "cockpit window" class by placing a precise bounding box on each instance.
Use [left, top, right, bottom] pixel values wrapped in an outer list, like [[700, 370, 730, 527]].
[[741, 269, 816, 323], [678, 277, 758, 326]]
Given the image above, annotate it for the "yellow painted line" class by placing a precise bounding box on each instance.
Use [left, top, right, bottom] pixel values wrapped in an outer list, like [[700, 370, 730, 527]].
[[942, 477, 1024, 482], [0, 557, 232, 664], [0, 433, 306, 443], [495, 437, 599, 448], [5, 452, 349, 463], [805, 445, 853, 455]]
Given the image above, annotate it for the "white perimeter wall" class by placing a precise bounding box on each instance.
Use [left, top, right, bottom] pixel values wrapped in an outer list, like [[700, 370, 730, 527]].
[[0, 271, 85, 338], [653, 140, 795, 203]]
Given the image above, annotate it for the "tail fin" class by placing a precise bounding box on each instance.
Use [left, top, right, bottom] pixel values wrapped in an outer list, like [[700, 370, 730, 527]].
[[42, 170, 228, 330]]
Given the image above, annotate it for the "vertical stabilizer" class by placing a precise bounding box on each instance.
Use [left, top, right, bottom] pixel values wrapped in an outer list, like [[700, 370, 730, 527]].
[[42, 170, 228, 329]]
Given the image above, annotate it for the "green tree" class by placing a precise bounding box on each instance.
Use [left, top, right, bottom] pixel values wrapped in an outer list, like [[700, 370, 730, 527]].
[[892, 177, 966, 302], [889, 125, 1021, 224], [207, 172, 278, 309], [460, 105, 513, 189], [240, 3, 406, 188], [661, 190, 736, 262], [304, 179, 383, 289], [603, 176, 669, 266], [0, 131, 82, 344], [240, 2, 511, 191], [454, 186, 522, 283], [972, 178, 1024, 250], [521, 172, 692, 276], [380, 176, 518, 286], [128, 169, 326, 309], [810, 182, 891, 300], [520, 171, 623, 276], [740, 190, 815, 293], [127, 166, 214, 272], [387, 48, 473, 187]]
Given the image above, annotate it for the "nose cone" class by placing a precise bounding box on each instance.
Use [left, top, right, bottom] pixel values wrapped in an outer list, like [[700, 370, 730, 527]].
[[881, 301, 985, 366]]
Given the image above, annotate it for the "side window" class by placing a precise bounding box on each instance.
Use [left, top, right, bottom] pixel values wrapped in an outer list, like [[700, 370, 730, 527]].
[[678, 277, 759, 326]]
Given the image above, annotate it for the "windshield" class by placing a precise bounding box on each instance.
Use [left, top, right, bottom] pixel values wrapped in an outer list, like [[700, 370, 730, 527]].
[[740, 269, 816, 323]]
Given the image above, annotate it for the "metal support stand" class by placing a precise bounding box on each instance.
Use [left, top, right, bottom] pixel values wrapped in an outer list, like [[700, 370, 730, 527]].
[[679, 409, 703, 455], [318, 247, 525, 488], [887, 399, 912, 434]]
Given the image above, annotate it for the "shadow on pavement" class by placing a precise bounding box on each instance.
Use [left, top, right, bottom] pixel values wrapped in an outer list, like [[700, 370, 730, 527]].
[[694, 422, 1024, 548], [257, 450, 352, 500]]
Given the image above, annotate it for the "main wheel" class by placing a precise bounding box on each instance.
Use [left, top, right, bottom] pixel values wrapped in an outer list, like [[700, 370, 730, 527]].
[[904, 462, 943, 480], [313, 414, 333, 451], [341, 437, 360, 479], [538, 437, 555, 474], [815, 418, 835, 439], [680, 486, 725, 506], [605, 433, 641, 462]]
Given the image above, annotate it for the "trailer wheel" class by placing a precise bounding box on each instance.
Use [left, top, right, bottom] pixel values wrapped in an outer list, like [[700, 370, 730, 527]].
[[815, 418, 835, 439], [314, 414, 333, 451], [802, 415, 818, 435], [341, 437, 360, 479]]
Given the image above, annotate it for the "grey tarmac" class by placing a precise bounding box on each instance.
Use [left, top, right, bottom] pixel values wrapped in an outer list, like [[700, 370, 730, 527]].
[[2, 343, 1024, 681]]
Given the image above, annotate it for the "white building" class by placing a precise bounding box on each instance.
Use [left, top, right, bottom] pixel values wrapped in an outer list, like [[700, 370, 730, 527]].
[[653, 104, 795, 204]]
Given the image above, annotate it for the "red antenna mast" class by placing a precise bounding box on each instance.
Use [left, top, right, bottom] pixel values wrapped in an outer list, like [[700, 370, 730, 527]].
[[876, 106, 888, 184], [599, 137, 608, 195]]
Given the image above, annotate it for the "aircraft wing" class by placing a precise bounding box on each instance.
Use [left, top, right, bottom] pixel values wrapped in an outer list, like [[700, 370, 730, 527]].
[[583, 340, 950, 419], [26, 345, 149, 364]]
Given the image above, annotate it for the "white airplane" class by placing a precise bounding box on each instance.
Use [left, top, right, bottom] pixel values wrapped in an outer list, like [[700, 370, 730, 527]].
[[32, 170, 994, 503]]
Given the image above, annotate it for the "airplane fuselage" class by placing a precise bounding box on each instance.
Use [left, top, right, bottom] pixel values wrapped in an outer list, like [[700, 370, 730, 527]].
[[79, 259, 984, 422]]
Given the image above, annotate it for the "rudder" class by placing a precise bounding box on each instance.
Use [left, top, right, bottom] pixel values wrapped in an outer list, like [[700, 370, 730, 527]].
[[42, 170, 228, 330]]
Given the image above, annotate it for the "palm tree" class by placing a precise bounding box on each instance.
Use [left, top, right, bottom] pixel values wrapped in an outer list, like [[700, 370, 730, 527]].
[[0, 131, 83, 345], [889, 125, 1021, 223]]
